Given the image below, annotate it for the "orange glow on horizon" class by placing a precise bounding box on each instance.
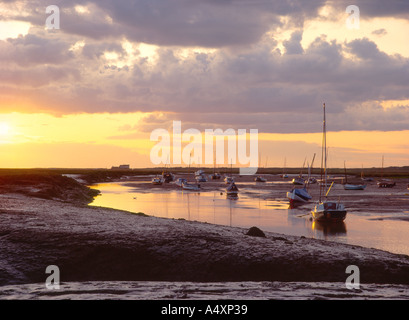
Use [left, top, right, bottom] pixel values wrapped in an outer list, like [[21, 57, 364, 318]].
[[0, 112, 408, 169]]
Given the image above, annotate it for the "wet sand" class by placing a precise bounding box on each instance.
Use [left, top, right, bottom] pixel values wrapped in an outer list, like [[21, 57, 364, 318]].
[[1, 192, 409, 286]]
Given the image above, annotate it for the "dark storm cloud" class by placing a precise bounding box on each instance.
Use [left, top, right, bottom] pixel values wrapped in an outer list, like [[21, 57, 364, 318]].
[[3, 0, 328, 46]]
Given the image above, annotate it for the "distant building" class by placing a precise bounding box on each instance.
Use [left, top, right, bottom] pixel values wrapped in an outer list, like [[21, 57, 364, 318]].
[[111, 164, 130, 170]]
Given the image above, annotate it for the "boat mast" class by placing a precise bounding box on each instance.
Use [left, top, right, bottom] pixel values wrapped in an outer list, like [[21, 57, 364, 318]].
[[361, 164, 364, 179], [307, 153, 316, 190], [344, 161, 347, 184], [319, 103, 326, 202], [324, 103, 327, 200], [283, 157, 286, 175]]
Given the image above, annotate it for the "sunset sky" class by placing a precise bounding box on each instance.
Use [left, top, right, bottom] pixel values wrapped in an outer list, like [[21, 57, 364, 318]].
[[1, 0, 408, 169]]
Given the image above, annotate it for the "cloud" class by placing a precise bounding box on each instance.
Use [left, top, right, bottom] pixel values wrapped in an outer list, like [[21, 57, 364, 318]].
[[329, 0, 409, 19], [372, 28, 387, 36], [283, 30, 304, 54], [1, 0, 409, 134]]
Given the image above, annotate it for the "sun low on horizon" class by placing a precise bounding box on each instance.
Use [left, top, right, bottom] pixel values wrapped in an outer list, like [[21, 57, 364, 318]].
[[0, 122, 10, 136], [0, 1, 408, 169]]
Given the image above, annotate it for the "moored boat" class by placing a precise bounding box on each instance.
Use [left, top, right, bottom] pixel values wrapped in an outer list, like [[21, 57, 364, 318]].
[[311, 201, 347, 222], [195, 174, 207, 183], [377, 180, 396, 188], [210, 173, 221, 180], [286, 187, 312, 204], [361, 165, 373, 182], [182, 181, 201, 191], [194, 169, 207, 182], [151, 176, 163, 185], [254, 176, 267, 182], [281, 158, 288, 179], [344, 184, 366, 190], [311, 103, 347, 223], [175, 178, 187, 187], [376, 156, 395, 188], [343, 161, 366, 190], [308, 177, 317, 184], [292, 176, 304, 185], [162, 171, 175, 183], [195, 169, 205, 176], [224, 176, 234, 184], [226, 182, 239, 196]]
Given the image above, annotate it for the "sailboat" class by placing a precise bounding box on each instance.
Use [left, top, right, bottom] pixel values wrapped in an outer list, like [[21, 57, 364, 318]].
[[194, 164, 207, 182], [151, 175, 163, 185], [286, 187, 312, 204], [292, 157, 306, 185], [377, 156, 396, 188], [254, 154, 267, 182], [175, 178, 188, 187], [255, 175, 267, 182], [224, 159, 235, 184], [286, 154, 315, 204], [226, 182, 239, 196], [343, 161, 366, 190], [210, 152, 221, 180], [306, 153, 317, 184], [162, 156, 175, 183], [281, 157, 289, 178], [195, 172, 208, 183], [361, 164, 373, 182], [311, 103, 347, 223], [182, 180, 201, 191]]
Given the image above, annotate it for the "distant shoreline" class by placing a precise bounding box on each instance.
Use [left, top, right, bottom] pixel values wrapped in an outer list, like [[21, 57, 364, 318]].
[[1, 166, 409, 183]]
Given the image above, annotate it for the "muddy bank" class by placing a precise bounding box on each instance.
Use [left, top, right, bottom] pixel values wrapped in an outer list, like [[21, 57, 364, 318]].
[[1, 194, 409, 287], [0, 174, 100, 205]]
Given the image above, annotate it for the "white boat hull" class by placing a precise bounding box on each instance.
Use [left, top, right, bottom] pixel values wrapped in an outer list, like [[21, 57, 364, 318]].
[[286, 189, 312, 203]]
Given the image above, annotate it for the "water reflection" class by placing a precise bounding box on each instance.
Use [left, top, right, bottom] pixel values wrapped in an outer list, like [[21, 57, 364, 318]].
[[312, 221, 347, 237], [89, 182, 409, 256], [288, 201, 308, 209]]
